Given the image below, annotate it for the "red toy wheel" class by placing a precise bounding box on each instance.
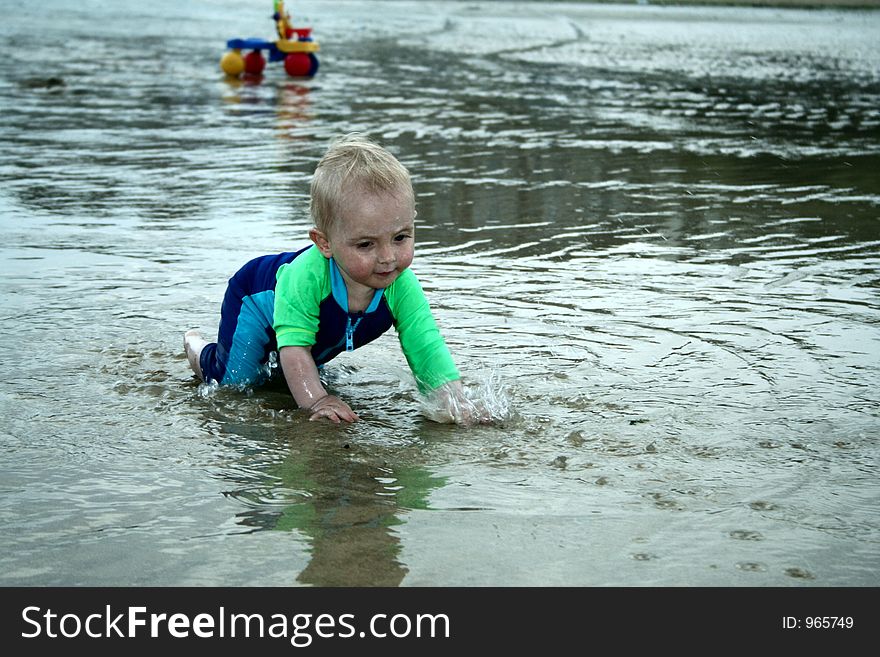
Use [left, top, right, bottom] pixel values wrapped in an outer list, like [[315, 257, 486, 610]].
[[244, 50, 266, 76], [284, 52, 319, 77]]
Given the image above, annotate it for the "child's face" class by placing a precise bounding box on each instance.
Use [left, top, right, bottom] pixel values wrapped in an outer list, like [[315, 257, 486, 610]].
[[314, 188, 415, 295]]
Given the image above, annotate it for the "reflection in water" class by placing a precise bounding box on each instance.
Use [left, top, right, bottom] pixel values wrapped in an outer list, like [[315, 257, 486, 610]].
[[222, 77, 315, 136], [271, 450, 443, 587], [276, 84, 315, 140], [194, 385, 447, 587], [1, 1, 878, 586]]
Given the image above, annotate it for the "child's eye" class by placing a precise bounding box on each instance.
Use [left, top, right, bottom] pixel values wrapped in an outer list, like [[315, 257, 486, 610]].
[[356, 241, 373, 249], [394, 234, 411, 242]]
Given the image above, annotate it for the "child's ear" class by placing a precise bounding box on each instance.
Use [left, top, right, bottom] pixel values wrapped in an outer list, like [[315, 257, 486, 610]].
[[309, 228, 333, 258]]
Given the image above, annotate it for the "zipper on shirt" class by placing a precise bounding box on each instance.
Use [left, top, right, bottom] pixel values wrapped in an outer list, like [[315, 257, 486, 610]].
[[345, 315, 363, 352]]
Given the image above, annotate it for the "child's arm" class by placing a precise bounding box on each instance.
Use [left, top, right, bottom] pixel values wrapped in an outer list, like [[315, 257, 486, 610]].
[[384, 270, 491, 425], [279, 346, 359, 423], [273, 252, 357, 423]]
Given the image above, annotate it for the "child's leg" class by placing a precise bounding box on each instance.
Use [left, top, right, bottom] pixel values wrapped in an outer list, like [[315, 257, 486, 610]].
[[207, 291, 276, 385], [189, 258, 279, 386]]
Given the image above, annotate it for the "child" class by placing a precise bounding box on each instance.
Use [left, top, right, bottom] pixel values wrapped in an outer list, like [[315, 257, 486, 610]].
[[185, 133, 477, 424]]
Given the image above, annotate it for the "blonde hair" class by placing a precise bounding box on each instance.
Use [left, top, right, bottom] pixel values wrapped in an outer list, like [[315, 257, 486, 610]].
[[310, 133, 414, 234]]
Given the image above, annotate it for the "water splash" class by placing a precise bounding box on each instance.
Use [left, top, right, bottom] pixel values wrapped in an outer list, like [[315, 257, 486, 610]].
[[419, 368, 513, 426], [261, 349, 280, 379], [196, 379, 221, 399]]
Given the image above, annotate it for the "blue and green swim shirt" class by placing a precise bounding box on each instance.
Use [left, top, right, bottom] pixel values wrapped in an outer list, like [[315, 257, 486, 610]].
[[198, 244, 460, 393]]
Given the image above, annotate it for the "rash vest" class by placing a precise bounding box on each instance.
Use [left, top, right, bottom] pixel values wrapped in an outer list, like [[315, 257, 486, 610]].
[[273, 244, 460, 393]]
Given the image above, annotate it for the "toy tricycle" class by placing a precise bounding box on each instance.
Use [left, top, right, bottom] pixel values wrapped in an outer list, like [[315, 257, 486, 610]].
[[220, 1, 319, 78]]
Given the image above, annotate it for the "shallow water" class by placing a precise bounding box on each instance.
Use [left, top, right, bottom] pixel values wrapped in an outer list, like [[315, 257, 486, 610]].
[[1, 0, 878, 586]]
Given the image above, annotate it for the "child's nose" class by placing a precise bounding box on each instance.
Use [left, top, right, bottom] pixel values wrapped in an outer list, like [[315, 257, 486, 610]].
[[377, 244, 394, 263]]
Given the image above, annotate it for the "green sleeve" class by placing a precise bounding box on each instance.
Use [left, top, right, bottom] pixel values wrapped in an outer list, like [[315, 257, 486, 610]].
[[384, 269, 461, 393], [273, 246, 330, 349]]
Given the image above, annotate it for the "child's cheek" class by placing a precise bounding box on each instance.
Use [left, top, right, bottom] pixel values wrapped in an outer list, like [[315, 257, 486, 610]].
[[400, 245, 414, 270]]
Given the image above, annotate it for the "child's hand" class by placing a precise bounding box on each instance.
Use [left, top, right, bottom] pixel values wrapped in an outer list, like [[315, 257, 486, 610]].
[[429, 380, 491, 427], [307, 395, 359, 424]]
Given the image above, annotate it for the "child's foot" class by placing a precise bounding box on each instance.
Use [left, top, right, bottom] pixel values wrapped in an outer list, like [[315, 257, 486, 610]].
[[184, 329, 208, 380]]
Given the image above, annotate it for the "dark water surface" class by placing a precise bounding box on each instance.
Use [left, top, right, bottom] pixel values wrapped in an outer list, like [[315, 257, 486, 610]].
[[1, 0, 878, 585]]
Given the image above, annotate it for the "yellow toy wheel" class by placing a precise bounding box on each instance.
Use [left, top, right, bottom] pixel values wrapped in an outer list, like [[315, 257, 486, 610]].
[[220, 50, 245, 77]]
